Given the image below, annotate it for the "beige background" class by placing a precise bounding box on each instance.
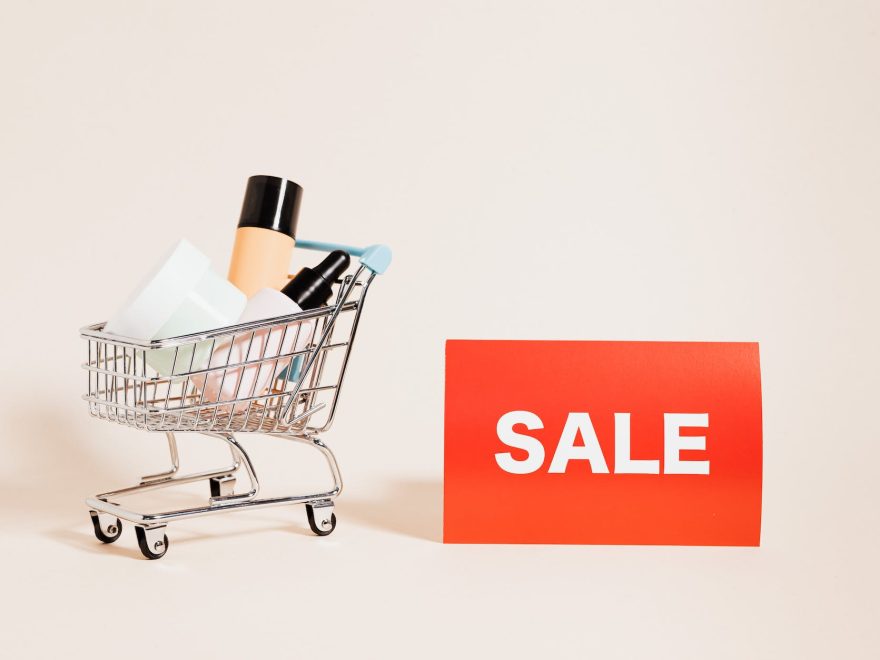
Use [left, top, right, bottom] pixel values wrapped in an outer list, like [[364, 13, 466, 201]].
[[1, 1, 877, 657]]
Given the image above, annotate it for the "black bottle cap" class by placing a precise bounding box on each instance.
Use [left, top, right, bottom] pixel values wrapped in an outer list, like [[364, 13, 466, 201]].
[[281, 250, 351, 310], [237, 175, 303, 239]]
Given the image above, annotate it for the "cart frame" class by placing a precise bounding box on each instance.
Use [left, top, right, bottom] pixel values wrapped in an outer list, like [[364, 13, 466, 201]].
[[80, 239, 390, 558]]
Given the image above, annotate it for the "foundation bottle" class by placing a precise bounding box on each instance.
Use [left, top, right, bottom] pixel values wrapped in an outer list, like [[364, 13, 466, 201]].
[[228, 175, 303, 296]]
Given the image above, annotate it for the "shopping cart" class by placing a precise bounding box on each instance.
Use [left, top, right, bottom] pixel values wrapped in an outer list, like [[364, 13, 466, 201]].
[[80, 239, 391, 559]]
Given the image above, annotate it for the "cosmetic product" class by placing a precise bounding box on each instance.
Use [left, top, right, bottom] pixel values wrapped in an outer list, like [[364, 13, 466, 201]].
[[103, 239, 247, 375], [199, 250, 351, 412], [228, 175, 303, 297]]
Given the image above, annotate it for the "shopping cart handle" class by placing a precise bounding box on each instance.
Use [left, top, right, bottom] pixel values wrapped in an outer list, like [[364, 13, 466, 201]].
[[295, 239, 392, 274]]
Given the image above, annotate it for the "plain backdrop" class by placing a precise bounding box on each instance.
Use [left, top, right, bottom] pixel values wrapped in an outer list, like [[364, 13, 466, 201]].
[[0, 1, 877, 658]]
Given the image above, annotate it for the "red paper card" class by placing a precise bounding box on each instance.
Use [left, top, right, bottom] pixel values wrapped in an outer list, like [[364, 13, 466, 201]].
[[443, 340, 762, 545]]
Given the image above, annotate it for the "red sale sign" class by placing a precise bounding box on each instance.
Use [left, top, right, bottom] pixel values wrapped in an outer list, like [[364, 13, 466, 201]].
[[444, 340, 762, 546]]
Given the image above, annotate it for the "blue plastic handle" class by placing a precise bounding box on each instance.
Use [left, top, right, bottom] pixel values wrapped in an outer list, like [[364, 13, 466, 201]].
[[296, 239, 392, 274]]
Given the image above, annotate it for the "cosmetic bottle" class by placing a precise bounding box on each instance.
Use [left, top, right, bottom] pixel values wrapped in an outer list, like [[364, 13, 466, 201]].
[[103, 239, 247, 375], [199, 250, 351, 412], [228, 175, 303, 297]]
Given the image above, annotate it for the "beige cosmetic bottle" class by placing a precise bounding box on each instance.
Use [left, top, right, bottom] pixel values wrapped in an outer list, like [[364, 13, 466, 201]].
[[228, 175, 303, 296]]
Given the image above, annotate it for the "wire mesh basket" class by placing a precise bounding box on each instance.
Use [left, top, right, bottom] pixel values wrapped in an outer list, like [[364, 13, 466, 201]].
[[82, 272, 368, 435]]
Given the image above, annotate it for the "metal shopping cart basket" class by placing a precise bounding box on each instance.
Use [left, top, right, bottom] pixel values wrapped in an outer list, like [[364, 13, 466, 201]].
[[80, 239, 391, 559]]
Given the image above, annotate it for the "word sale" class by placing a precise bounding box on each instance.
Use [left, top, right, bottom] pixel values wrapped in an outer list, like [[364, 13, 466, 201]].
[[495, 411, 710, 475]]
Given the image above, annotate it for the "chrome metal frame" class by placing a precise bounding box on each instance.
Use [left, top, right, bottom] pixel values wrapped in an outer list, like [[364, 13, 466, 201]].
[[80, 243, 384, 557], [85, 431, 341, 526]]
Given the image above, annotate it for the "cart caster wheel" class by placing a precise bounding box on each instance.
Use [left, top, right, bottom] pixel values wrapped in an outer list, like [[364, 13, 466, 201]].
[[306, 503, 336, 536], [135, 526, 169, 560], [89, 511, 122, 544]]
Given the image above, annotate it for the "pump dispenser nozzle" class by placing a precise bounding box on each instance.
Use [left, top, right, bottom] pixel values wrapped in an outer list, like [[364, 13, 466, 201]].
[[281, 250, 350, 310]]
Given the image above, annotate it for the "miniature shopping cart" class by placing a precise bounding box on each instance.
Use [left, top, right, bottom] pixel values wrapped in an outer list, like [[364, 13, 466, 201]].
[[80, 239, 391, 559]]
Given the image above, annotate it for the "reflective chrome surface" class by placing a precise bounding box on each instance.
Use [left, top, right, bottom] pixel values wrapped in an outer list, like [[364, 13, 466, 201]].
[[79, 250, 379, 557]]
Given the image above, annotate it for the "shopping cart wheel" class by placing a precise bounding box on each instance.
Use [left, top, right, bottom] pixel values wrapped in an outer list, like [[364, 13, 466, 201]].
[[89, 511, 122, 544], [135, 525, 169, 560], [305, 502, 337, 536]]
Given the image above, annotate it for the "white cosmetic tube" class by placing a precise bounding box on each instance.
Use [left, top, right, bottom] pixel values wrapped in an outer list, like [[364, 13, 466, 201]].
[[196, 288, 315, 414]]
